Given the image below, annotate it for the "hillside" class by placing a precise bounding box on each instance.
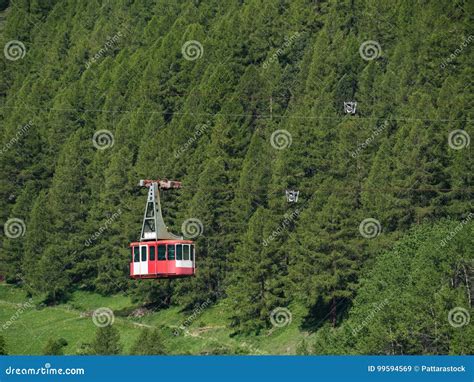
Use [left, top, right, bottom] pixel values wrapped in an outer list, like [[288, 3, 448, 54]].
[[0, 0, 472, 355]]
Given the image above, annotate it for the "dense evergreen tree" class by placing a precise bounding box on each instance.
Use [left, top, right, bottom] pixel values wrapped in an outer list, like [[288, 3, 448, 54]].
[[90, 325, 122, 355], [22, 190, 51, 293], [130, 329, 166, 355], [227, 208, 287, 333], [0, 335, 6, 355]]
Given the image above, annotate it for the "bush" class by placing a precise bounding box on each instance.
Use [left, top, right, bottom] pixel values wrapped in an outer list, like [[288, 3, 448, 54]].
[[43, 338, 68, 355]]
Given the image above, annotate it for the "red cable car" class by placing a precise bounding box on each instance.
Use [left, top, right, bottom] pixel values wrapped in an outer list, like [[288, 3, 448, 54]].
[[130, 179, 196, 279]]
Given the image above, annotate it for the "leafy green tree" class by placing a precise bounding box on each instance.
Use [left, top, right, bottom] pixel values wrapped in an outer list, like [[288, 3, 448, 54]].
[[340, 221, 472, 355]]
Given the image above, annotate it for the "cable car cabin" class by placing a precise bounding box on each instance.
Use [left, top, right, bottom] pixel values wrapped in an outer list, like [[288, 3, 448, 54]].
[[130, 179, 196, 280], [130, 240, 195, 279]]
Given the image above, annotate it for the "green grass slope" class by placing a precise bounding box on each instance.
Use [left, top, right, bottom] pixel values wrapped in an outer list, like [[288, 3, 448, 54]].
[[0, 284, 310, 355]]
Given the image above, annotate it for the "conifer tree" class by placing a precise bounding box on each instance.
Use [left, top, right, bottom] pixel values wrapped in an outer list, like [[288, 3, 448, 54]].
[[130, 329, 166, 355], [227, 208, 287, 333], [22, 191, 51, 293], [90, 325, 122, 355], [0, 335, 6, 355]]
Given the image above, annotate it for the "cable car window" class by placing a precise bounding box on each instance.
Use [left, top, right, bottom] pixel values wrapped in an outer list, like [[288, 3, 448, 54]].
[[191, 245, 194, 261], [176, 244, 182, 260], [183, 245, 190, 260], [146, 202, 154, 217], [141, 246, 147, 261], [143, 219, 155, 234], [158, 245, 166, 260], [149, 246, 156, 261], [167, 245, 175, 260], [133, 247, 139, 262]]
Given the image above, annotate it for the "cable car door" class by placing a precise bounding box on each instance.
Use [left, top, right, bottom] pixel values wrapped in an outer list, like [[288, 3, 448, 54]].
[[157, 244, 166, 275], [132, 246, 140, 276], [167, 244, 176, 275], [140, 244, 148, 276], [148, 245, 156, 275]]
